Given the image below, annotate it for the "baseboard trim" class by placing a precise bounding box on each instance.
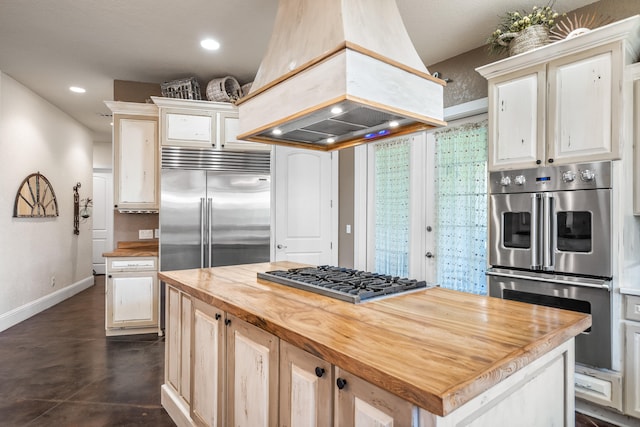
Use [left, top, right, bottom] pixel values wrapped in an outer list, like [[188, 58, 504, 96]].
[[161, 384, 194, 427], [0, 276, 94, 332]]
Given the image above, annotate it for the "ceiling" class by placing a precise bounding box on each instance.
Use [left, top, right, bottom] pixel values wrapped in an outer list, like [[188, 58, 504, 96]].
[[0, 0, 596, 142]]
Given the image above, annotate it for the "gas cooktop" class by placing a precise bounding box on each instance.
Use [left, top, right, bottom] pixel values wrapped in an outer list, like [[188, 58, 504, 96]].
[[257, 265, 431, 304]]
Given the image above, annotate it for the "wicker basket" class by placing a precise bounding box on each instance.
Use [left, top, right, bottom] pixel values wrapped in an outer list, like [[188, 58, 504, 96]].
[[241, 82, 253, 97], [498, 25, 550, 56], [206, 76, 241, 102], [161, 77, 202, 100]]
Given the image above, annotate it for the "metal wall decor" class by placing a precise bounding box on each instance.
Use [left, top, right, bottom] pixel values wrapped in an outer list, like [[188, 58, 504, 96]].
[[73, 182, 81, 235], [13, 172, 59, 218]]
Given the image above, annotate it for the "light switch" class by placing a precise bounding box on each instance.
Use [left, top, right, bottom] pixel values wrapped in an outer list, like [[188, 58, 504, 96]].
[[346, 224, 351, 234], [154, 229, 160, 238]]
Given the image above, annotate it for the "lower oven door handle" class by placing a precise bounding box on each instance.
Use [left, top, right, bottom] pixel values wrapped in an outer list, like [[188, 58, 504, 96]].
[[486, 270, 611, 290]]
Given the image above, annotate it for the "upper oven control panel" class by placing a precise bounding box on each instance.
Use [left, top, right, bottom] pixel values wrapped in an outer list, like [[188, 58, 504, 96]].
[[489, 161, 612, 194]]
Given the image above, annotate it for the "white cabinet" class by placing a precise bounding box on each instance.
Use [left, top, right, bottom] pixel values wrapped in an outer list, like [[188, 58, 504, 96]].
[[105, 257, 159, 335], [166, 286, 192, 408], [335, 367, 415, 427], [478, 21, 638, 171], [279, 341, 332, 427], [625, 295, 640, 418], [105, 102, 159, 211], [191, 299, 225, 427], [226, 313, 279, 427], [152, 97, 270, 151], [547, 44, 620, 164], [488, 65, 545, 169]]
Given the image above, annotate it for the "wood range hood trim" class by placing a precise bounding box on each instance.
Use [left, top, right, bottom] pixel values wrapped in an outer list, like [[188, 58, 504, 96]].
[[236, 0, 446, 151]]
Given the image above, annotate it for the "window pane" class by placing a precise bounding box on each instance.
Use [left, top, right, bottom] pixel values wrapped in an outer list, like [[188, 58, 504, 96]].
[[374, 138, 410, 277], [434, 121, 488, 295]]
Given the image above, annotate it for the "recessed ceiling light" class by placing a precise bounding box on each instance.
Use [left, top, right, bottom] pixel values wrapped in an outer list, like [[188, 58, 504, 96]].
[[200, 38, 220, 50], [330, 107, 343, 114], [272, 128, 282, 136], [327, 138, 336, 143], [389, 120, 399, 128], [69, 86, 86, 93]]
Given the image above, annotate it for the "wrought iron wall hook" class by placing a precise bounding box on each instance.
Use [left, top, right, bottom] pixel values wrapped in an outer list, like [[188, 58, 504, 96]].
[[73, 182, 81, 235]]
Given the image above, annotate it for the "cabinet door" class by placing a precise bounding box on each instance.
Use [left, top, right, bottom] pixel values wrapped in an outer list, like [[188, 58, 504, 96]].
[[191, 299, 225, 427], [220, 111, 270, 151], [547, 43, 620, 164], [488, 66, 545, 170], [227, 314, 279, 427], [335, 368, 415, 427], [625, 323, 640, 418], [161, 108, 216, 148], [107, 272, 158, 328], [166, 286, 192, 404], [279, 341, 332, 427], [115, 116, 158, 209]]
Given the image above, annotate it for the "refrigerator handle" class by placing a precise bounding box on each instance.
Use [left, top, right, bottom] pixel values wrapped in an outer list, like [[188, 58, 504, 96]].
[[200, 198, 206, 268], [530, 193, 541, 270], [207, 197, 213, 268], [543, 193, 554, 271]]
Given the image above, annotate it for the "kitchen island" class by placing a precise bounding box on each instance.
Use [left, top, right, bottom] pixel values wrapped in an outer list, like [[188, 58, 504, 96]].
[[159, 261, 590, 426]]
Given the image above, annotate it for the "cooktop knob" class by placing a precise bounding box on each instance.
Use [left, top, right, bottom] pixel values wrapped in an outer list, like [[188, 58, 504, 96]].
[[580, 169, 595, 182], [499, 176, 511, 187], [562, 170, 576, 182], [514, 175, 526, 185]]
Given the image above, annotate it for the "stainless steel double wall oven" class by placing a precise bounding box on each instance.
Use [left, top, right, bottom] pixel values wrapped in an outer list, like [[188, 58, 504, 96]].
[[487, 161, 613, 369]]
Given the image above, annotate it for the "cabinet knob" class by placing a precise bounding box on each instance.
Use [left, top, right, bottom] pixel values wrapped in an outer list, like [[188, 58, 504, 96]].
[[315, 367, 325, 378], [114, 204, 118, 208], [225, 318, 231, 326], [215, 313, 221, 320], [425, 252, 434, 258], [336, 378, 347, 390], [108, 275, 112, 278], [548, 158, 554, 163], [536, 160, 542, 165]]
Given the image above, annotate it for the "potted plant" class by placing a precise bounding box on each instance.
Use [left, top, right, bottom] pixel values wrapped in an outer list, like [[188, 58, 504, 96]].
[[488, 3, 563, 56]]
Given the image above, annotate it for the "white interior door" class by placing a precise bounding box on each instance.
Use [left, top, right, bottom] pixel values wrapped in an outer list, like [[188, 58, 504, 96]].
[[273, 146, 336, 265], [93, 171, 113, 274]]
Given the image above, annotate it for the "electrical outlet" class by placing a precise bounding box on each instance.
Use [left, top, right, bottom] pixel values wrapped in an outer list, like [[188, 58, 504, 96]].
[[154, 229, 160, 238], [139, 229, 153, 239], [50, 276, 56, 287]]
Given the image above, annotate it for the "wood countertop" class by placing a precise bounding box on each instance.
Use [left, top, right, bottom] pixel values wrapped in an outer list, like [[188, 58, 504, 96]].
[[158, 261, 591, 417], [102, 241, 158, 257]]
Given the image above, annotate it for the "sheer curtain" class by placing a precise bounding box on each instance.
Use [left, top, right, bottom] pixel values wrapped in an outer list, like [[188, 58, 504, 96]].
[[373, 137, 410, 277], [434, 121, 488, 294]]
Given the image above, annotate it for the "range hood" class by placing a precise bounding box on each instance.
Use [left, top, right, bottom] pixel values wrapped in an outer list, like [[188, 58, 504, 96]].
[[236, 0, 446, 151]]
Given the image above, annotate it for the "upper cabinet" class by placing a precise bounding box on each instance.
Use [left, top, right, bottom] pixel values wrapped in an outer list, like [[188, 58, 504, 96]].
[[151, 97, 270, 151], [477, 16, 640, 171], [105, 101, 159, 212]]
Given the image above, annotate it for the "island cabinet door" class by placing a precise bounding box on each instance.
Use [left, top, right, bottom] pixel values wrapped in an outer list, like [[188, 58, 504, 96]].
[[190, 299, 225, 427], [279, 341, 333, 427], [166, 286, 192, 405], [334, 367, 416, 427], [226, 314, 279, 427]]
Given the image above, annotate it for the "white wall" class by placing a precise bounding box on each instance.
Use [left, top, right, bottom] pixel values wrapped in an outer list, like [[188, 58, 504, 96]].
[[93, 140, 112, 170], [0, 72, 94, 330]]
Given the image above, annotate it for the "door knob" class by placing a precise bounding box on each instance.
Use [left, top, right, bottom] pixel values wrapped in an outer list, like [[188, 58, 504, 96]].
[[277, 244, 287, 249]]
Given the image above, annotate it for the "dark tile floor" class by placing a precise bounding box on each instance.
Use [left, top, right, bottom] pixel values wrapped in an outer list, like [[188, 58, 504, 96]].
[[0, 275, 624, 426], [0, 275, 175, 426]]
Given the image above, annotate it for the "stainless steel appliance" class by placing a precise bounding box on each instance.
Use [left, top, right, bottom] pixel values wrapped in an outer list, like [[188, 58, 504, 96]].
[[258, 266, 431, 303], [487, 161, 613, 369], [160, 147, 271, 271]]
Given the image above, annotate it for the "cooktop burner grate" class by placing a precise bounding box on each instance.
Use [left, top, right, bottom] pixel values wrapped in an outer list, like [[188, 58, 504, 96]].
[[257, 265, 431, 303]]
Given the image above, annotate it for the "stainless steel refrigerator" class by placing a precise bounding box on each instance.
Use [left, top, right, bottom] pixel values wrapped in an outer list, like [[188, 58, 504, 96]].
[[159, 147, 271, 272]]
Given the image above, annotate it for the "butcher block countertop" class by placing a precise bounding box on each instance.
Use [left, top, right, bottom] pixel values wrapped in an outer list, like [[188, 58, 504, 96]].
[[102, 240, 158, 257], [158, 261, 591, 417]]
